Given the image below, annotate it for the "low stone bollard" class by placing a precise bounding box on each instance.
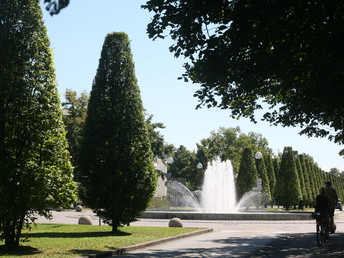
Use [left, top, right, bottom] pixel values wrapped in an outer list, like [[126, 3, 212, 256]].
[[168, 217, 183, 227], [75, 205, 83, 212], [78, 216, 92, 225]]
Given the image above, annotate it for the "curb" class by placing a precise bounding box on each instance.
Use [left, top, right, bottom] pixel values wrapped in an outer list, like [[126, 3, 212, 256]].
[[88, 228, 213, 257]]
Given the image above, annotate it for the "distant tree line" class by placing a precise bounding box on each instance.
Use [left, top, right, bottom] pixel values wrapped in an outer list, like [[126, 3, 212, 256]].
[[63, 91, 344, 210]]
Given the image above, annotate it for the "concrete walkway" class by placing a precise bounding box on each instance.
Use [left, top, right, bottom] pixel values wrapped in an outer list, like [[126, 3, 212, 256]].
[[115, 213, 344, 257], [36, 210, 344, 257]]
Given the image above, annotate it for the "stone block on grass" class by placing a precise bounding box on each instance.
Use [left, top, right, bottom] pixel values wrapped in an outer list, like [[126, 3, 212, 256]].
[[169, 217, 183, 227], [78, 216, 92, 225]]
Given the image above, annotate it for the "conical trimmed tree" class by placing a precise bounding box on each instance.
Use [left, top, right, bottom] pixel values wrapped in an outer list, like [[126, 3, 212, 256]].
[[79, 32, 157, 232], [274, 147, 302, 210], [265, 154, 276, 207], [255, 154, 271, 205], [236, 148, 258, 199], [0, 0, 76, 247]]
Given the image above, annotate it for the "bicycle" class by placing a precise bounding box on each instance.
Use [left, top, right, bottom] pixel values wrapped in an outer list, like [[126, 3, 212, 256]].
[[312, 212, 329, 247]]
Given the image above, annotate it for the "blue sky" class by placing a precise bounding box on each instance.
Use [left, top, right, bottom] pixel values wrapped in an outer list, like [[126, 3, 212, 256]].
[[41, 0, 344, 171]]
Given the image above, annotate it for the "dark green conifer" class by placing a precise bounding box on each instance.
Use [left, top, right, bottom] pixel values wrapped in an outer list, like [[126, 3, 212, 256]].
[[274, 147, 302, 210], [0, 0, 76, 247], [79, 32, 157, 232], [265, 154, 276, 207], [236, 148, 258, 199], [255, 154, 271, 204]]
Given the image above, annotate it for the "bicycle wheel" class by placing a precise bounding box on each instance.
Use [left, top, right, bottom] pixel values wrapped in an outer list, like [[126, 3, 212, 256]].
[[316, 223, 324, 247]]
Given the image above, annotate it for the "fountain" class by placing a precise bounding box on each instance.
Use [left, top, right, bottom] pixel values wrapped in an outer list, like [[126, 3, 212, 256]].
[[142, 158, 312, 220], [165, 180, 202, 212], [201, 158, 236, 213]]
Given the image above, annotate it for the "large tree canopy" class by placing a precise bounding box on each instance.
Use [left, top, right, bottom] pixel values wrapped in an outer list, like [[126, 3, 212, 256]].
[[44, 0, 69, 15], [0, 0, 76, 247], [142, 0, 344, 146], [45, 1, 344, 147]]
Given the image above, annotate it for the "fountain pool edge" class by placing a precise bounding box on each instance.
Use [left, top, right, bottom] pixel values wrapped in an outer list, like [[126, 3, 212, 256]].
[[140, 211, 313, 220]]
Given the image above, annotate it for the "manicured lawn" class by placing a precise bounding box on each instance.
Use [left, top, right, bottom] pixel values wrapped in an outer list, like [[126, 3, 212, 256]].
[[0, 223, 202, 257]]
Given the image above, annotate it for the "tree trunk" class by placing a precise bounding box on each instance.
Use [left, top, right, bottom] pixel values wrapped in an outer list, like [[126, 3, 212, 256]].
[[4, 218, 16, 247], [15, 212, 25, 246], [112, 217, 118, 232]]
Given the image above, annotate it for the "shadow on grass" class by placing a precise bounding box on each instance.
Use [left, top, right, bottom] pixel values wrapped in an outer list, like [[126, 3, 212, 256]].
[[0, 245, 42, 256], [25, 230, 131, 238], [69, 248, 109, 257]]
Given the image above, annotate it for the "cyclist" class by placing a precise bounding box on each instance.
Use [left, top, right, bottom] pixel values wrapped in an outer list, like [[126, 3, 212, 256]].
[[315, 187, 330, 240], [325, 181, 338, 232]]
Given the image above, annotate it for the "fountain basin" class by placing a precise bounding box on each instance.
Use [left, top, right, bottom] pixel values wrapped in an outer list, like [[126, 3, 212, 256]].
[[140, 211, 313, 220]]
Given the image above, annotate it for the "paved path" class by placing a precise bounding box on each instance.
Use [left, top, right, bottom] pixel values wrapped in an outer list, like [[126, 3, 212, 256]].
[[117, 213, 344, 257], [36, 210, 344, 257]]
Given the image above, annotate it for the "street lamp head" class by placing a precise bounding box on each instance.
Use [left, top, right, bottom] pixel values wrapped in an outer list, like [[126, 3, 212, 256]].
[[255, 151, 263, 160], [167, 157, 173, 164], [196, 162, 203, 169]]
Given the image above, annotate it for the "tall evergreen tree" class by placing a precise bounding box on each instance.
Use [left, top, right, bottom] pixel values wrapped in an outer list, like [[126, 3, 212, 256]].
[[255, 154, 271, 203], [265, 154, 276, 207], [299, 154, 312, 206], [304, 156, 317, 204], [236, 148, 258, 199], [293, 151, 306, 203], [274, 147, 302, 210], [78, 32, 157, 232], [0, 0, 76, 247]]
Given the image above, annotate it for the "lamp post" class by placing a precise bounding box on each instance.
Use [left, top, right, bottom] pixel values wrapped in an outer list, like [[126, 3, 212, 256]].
[[254, 151, 263, 190], [254, 151, 263, 209], [164, 154, 173, 180]]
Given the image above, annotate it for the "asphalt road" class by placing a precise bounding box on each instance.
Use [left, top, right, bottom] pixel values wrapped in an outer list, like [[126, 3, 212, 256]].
[[36, 210, 344, 257], [116, 212, 344, 257]]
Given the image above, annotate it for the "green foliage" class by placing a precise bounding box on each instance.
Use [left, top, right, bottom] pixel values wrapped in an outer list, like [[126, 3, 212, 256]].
[[78, 32, 157, 232], [145, 114, 168, 159], [236, 148, 257, 199], [256, 155, 271, 202], [0, 0, 76, 247], [274, 147, 302, 209], [143, 0, 344, 148], [298, 154, 312, 206], [198, 127, 270, 174], [44, 0, 69, 15], [264, 154, 276, 205], [62, 89, 89, 169], [168, 145, 203, 190], [295, 154, 309, 205]]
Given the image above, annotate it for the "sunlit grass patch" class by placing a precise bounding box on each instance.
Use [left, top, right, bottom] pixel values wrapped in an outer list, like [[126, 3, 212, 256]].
[[0, 223, 202, 257]]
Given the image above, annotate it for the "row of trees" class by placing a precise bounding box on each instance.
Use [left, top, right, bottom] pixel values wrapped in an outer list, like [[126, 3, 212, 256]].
[[1, 1, 157, 246], [62, 87, 344, 210], [237, 147, 344, 210], [3, 0, 343, 249]]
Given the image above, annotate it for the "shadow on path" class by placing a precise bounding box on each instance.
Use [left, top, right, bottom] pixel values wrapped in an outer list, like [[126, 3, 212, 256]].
[[117, 235, 278, 257], [250, 232, 344, 257]]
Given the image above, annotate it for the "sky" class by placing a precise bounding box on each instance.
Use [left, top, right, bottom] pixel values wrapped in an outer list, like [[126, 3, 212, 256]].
[[41, 0, 344, 171]]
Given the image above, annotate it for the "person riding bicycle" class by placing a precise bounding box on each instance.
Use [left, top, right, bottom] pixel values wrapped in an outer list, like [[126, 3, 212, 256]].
[[325, 181, 338, 232], [315, 187, 330, 240]]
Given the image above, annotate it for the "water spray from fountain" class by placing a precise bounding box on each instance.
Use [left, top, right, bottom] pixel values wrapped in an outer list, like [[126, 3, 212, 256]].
[[201, 158, 237, 213]]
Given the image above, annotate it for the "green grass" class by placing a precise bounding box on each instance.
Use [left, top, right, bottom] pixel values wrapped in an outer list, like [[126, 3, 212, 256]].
[[0, 223, 202, 257]]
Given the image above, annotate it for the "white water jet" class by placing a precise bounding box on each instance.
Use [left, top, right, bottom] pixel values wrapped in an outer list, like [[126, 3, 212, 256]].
[[165, 180, 202, 212], [201, 158, 237, 213], [235, 190, 261, 210]]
